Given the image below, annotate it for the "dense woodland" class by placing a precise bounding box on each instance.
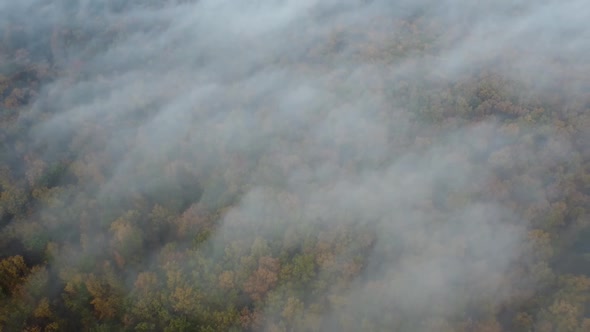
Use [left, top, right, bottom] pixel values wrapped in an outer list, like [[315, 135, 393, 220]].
[[1, 1, 590, 331]]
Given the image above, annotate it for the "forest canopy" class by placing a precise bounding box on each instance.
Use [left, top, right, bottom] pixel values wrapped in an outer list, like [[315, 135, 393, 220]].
[[1, 0, 590, 331]]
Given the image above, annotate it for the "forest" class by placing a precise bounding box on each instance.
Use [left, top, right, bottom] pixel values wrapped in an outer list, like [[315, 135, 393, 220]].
[[1, 0, 589, 331]]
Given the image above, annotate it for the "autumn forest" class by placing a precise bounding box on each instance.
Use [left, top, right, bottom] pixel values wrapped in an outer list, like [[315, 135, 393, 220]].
[[1, 1, 590, 331]]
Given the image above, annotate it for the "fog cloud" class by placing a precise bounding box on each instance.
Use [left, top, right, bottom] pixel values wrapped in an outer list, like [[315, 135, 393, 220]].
[[2, 0, 588, 330]]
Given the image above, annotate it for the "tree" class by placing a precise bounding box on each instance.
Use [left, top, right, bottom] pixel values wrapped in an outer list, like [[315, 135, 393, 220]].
[[0, 255, 29, 295], [109, 210, 144, 264], [243, 256, 280, 302]]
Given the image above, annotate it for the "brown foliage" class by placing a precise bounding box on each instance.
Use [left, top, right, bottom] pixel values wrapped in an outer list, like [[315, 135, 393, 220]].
[[243, 256, 280, 302]]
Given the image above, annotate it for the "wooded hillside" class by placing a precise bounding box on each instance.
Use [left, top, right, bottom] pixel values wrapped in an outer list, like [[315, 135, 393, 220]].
[[1, 1, 589, 331]]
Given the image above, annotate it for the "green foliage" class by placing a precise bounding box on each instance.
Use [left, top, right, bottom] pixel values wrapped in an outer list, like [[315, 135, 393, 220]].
[[37, 162, 69, 188]]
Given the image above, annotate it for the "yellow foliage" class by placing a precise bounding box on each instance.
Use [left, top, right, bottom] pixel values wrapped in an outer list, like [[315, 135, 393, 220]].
[[33, 298, 52, 319], [0, 255, 29, 293]]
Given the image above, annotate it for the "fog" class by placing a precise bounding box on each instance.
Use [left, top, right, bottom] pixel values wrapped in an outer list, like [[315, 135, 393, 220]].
[[1, 0, 589, 330]]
